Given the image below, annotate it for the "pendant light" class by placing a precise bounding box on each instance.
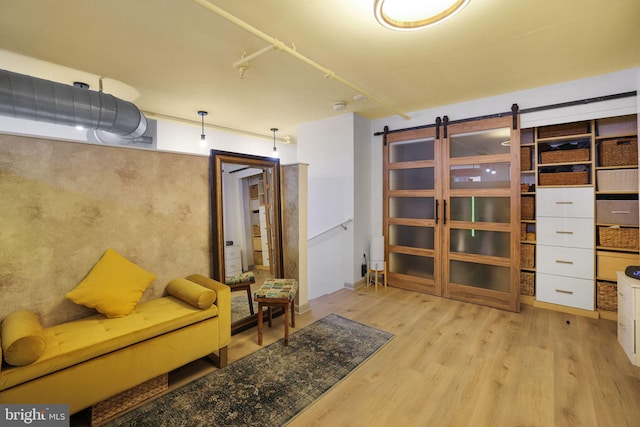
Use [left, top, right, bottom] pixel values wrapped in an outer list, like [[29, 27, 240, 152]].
[[271, 127, 279, 158], [198, 111, 208, 147]]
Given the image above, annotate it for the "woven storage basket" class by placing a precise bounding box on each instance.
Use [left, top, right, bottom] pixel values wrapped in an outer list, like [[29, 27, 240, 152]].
[[92, 373, 168, 425], [520, 147, 532, 171], [538, 122, 590, 139], [526, 232, 536, 241], [539, 171, 588, 186], [597, 281, 617, 311], [521, 197, 535, 220], [520, 223, 526, 237], [252, 224, 261, 236], [520, 244, 535, 269], [540, 148, 590, 164], [520, 271, 535, 296], [599, 137, 638, 167], [599, 226, 639, 249], [597, 169, 638, 192], [520, 183, 530, 192]]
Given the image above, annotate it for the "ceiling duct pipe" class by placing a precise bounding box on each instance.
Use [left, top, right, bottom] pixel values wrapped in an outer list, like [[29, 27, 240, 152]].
[[0, 68, 147, 139]]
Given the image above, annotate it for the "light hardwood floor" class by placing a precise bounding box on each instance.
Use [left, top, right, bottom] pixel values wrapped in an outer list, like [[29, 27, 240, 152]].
[[229, 286, 640, 427]]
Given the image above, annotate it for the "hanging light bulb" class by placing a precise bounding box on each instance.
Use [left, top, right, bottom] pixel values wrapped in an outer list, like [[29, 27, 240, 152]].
[[271, 127, 279, 158], [198, 111, 208, 147]]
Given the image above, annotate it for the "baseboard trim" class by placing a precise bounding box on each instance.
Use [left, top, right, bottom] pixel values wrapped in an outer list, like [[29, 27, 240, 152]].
[[296, 302, 311, 315], [346, 278, 367, 290]]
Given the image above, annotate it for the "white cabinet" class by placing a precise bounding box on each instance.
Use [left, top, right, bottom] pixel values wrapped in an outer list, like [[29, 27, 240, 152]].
[[617, 271, 640, 366], [224, 244, 242, 277], [536, 187, 595, 310]]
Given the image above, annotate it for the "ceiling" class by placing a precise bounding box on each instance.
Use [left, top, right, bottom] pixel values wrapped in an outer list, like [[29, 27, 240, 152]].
[[1, 0, 639, 144]]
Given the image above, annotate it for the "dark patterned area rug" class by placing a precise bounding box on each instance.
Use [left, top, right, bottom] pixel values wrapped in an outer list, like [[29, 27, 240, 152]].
[[104, 314, 394, 427]]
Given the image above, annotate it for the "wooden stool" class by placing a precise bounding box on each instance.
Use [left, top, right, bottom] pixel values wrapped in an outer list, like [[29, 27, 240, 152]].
[[254, 279, 298, 346], [226, 272, 256, 315]]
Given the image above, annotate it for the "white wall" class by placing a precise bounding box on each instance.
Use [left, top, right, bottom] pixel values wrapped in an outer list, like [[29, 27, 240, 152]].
[[297, 114, 356, 299], [353, 114, 374, 285], [156, 120, 297, 162], [374, 68, 640, 135]]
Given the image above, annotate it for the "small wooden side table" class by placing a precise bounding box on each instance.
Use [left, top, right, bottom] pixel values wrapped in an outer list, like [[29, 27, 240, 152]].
[[254, 279, 298, 346]]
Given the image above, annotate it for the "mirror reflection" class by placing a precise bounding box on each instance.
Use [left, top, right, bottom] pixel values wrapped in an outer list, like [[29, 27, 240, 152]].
[[210, 150, 283, 333]]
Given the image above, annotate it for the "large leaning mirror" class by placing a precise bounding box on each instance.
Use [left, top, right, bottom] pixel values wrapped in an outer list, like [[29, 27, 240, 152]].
[[210, 150, 284, 334]]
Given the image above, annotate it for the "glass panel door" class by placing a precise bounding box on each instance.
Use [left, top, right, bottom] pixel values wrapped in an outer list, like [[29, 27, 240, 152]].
[[385, 127, 441, 295], [442, 118, 520, 311]]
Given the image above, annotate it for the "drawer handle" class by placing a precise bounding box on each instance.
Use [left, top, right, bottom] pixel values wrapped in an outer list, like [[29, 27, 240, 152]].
[[611, 210, 631, 214], [556, 201, 574, 205], [555, 260, 574, 265], [555, 231, 574, 235], [556, 289, 574, 295]]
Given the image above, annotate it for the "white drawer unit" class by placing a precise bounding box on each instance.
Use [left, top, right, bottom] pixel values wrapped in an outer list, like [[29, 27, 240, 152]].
[[617, 271, 640, 366], [537, 247, 594, 280], [224, 244, 242, 276], [536, 217, 594, 248], [537, 187, 594, 218], [536, 187, 595, 311], [536, 273, 595, 311]]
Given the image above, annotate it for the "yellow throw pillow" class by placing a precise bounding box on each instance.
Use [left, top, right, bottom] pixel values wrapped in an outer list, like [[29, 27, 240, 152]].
[[1, 310, 46, 366], [166, 278, 216, 309], [66, 248, 156, 318]]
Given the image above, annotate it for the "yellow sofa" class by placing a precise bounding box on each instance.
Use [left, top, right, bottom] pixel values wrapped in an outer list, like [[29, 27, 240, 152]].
[[0, 274, 230, 415]]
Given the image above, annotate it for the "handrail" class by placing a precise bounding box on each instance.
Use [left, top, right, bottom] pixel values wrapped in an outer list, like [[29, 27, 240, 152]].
[[308, 219, 353, 241]]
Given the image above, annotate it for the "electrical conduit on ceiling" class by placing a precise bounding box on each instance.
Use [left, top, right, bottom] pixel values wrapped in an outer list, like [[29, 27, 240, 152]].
[[191, 0, 410, 120]]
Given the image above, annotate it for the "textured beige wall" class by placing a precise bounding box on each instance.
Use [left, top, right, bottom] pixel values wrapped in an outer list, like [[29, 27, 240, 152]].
[[0, 134, 211, 327], [281, 163, 309, 313]]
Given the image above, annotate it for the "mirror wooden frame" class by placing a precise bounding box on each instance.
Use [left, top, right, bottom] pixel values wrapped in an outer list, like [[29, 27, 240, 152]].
[[209, 149, 284, 333]]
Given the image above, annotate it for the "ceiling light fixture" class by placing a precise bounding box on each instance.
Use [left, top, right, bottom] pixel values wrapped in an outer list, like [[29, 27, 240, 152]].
[[198, 110, 208, 147], [374, 0, 470, 31], [271, 127, 279, 158]]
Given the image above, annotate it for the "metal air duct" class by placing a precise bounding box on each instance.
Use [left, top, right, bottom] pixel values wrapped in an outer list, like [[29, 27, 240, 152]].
[[0, 68, 147, 139]]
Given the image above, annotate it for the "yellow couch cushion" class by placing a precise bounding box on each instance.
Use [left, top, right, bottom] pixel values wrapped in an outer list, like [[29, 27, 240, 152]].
[[0, 296, 218, 392], [166, 278, 216, 309], [65, 248, 157, 318], [1, 310, 46, 366]]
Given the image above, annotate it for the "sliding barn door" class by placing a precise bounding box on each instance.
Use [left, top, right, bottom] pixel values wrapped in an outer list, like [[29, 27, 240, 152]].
[[383, 115, 520, 312], [442, 116, 520, 312], [384, 127, 443, 295]]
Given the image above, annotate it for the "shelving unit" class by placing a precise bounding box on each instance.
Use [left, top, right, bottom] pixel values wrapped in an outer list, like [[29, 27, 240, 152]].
[[248, 174, 267, 269], [536, 120, 592, 187], [519, 114, 639, 318], [520, 128, 536, 301], [594, 115, 639, 318]]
